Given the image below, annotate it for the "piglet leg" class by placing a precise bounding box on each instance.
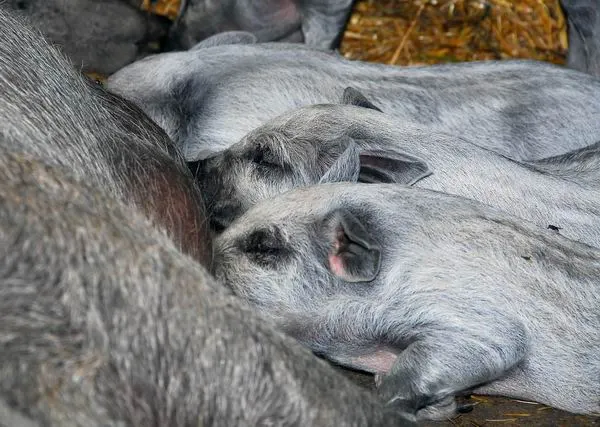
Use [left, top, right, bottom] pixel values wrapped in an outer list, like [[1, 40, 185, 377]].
[[378, 324, 529, 421], [300, 0, 354, 49]]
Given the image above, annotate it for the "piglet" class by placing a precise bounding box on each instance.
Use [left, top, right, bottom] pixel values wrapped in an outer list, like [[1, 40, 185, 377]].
[[196, 89, 600, 250], [3, 0, 170, 74], [214, 182, 600, 421], [107, 37, 600, 161], [168, 0, 354, 50]]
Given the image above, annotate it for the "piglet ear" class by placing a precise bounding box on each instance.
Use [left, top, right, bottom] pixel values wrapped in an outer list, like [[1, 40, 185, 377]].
[[319, 137, 361, 184], [322, 209, 381, 283], [359, 149, 432, 185], [341, 87, 383, 112], [190, 31, 258, 50]]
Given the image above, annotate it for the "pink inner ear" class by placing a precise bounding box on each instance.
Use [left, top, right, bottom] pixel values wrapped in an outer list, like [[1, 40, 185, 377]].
[[328, 253, 346, 278]]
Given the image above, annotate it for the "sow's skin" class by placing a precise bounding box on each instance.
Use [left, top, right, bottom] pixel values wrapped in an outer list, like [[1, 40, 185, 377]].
[[2, 0, 170, 75], [0, 149, 417, 427], [214, 182, 600, 422], [107, 33, 600, 161], [168, 0, 354, 50], [0, 9, 414, 427], [195, 92, 600, 248], [0, 5, 211, 267]]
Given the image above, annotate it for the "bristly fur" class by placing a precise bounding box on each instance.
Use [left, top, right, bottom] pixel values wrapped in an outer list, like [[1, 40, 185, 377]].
[[168, 0, 353, 50], [195, 101, 600, 248], [215, 182, 600, 421], [107, 36, 600, 161], [0, 8, 413, 427], [0, 4, 213, 266]]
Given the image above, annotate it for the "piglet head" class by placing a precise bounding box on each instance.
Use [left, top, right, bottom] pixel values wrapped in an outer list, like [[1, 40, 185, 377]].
[[213, 187, 384, 325], [197, 87, 431, 235], [193, 123, 365, 234]]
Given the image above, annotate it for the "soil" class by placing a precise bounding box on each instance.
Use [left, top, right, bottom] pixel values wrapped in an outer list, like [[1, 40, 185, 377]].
[[335, 366, 599, 426]]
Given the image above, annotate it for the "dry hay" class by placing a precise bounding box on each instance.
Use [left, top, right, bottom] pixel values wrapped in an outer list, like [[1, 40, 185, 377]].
[[340, 0, 568, 66], [140, 0, 181, 20]]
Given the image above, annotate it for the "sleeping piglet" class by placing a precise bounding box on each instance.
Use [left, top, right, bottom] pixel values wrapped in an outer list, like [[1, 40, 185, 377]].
[[168, 0, 354, 50], [107, 35, 600, 161], [195, 88, 600, 250], [0, 8, 414, 426], [2, 0, 170, 75], [213, 182, 600, 421]]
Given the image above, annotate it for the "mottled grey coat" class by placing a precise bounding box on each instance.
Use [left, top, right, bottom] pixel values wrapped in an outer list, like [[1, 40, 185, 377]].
[[195, 98, 600, 249], [107, 34, 600, 161], [0, 8, 413, 426], [1, 0, 169, 74], [214, 182, 600, 421], [169, 0, 354, 50]]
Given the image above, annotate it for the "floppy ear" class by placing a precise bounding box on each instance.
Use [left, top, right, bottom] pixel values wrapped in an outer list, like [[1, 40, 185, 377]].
[[342, 87, 383, 112], [358, 149, 432, 185], [322, 209, 381, 283], [319, 137, 361, 184], [191, 31, 258, 50]]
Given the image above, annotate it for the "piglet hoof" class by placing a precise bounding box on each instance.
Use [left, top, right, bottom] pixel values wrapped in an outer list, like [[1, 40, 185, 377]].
[[384, 394, 460, 421], [374, 373, 384, 388], [415, 395, 460, 421], [381, 397, 417, 423], [457, 402, 475, 414]]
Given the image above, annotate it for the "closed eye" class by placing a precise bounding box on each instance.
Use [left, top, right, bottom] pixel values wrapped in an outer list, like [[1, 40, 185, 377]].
[[243, 228, 282, 254], [252, 146, 280, 169], [243, 140, 294, 175], [238, 227, 293, 267]]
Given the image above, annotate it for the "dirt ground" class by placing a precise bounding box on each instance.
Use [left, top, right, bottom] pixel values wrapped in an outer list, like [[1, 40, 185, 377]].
[[135, 1, 598, 425], [336, 367, 599, 426]]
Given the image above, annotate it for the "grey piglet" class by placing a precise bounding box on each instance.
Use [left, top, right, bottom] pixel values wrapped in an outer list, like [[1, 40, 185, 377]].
[[214, 182, 600, 421]]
